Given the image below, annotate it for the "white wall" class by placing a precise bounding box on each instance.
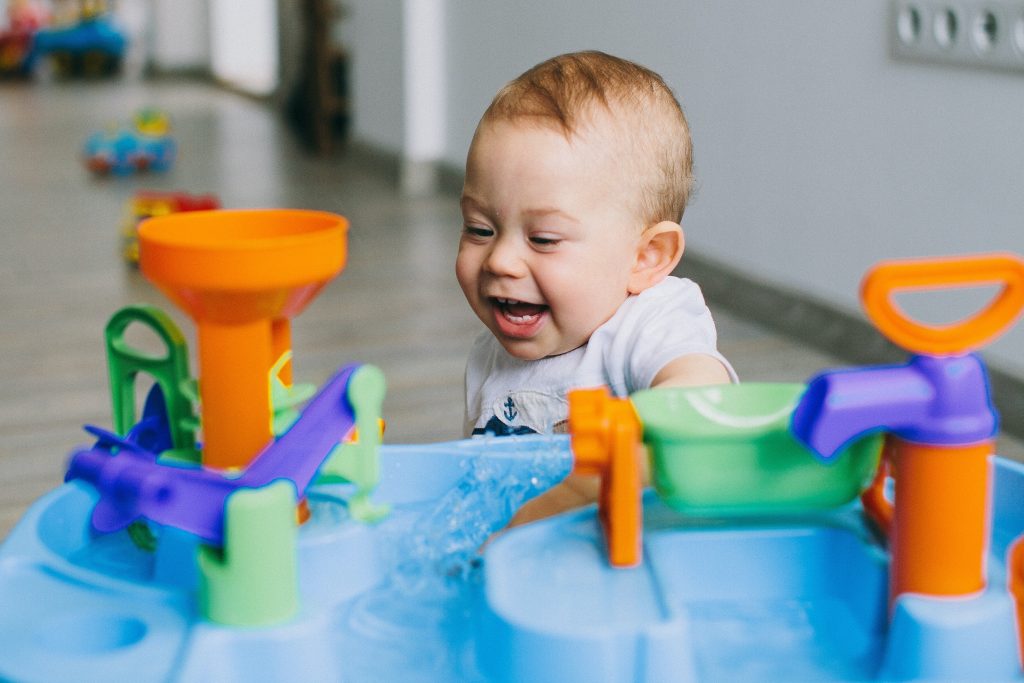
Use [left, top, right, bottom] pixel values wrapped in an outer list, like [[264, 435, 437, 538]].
[[209, 0, 278, 96], [346, 0, 1024, 378], [149, 0, 210, 72], [147, 0, 277, 96], [400, 0, 445, 193]]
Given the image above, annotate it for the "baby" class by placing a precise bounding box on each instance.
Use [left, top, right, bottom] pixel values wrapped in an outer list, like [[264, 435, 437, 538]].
[[456, 51, 736, 522]]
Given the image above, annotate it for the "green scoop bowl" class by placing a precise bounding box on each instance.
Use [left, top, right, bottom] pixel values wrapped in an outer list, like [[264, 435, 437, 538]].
[[630, 383, 882, 516]]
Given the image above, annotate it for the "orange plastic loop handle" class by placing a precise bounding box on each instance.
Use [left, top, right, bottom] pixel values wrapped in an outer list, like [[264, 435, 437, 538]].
[[861, 252, 1024, 355], [860, 442, 894, 539], [1008, 536, 1024, 667], [1009, 536, 1024, 603]]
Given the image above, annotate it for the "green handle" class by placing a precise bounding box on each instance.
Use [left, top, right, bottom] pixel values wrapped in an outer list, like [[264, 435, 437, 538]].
[[105, 305, 199, 457]]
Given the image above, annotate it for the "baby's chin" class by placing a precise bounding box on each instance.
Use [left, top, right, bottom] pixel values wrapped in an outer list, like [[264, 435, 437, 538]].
[[495, 336, 584, 361], [496, 340, 548, 361]]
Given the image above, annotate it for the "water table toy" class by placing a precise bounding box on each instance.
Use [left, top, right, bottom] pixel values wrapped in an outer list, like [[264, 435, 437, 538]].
[[0, 210, 1023, 681]]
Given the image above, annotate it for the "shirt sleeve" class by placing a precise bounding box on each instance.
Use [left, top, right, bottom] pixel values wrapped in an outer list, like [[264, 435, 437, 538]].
[[606, 277, 737, 393]]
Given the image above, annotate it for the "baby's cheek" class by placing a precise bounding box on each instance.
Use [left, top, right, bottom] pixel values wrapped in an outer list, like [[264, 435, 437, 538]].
[[454, 255, 475, 289]]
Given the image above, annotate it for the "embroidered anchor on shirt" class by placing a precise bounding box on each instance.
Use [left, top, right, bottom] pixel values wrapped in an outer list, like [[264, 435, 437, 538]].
[[472, 391, 559, 436], [503, 396, 518, 422]]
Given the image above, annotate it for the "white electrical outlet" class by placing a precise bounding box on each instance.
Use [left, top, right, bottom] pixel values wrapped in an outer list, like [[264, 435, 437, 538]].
[[892, 0, 1024, 73]]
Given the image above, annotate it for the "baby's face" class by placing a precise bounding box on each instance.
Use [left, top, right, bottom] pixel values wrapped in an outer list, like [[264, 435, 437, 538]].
[[457, 118, 643, 360]]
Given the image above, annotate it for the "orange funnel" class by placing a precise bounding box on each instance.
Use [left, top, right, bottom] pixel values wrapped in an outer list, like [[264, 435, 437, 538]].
[[138, 209, 348, 470]]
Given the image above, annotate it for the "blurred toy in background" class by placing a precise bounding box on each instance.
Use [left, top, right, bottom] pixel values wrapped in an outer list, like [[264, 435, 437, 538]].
[[7, 0, 48, 27], [0, 0, 49, 78], [120, 191, 220, 265], [0, 24, 35, 78], [32, 0, 126, 78], [84, 108, 176, 175]]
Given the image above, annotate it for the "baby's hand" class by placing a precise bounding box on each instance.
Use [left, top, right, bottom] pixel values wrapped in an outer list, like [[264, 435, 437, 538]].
[[505, 474, 602, 528], [503, 443, 651, 528]]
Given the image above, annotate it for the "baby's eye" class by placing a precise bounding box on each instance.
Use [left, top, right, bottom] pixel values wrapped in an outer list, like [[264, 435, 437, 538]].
[[463, 225, 494, 239], [529, 235, 562, 248]]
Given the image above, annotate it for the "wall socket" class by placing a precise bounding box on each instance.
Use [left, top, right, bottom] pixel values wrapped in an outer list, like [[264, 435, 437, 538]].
[[892, 0, 1024, 73]]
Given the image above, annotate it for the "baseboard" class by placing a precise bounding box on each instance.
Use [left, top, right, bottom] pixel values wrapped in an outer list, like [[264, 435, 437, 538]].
[[343, 141, 403, 186], [143, 64, 215, 82], [345, 144, 463, 197], [680, 251, 1024, 441]]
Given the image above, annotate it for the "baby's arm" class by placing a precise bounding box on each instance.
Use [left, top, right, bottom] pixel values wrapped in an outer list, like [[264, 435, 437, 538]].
[[506, 352, 729, 528], [506, 473, 603, 526], [649, 352, 733, 388]]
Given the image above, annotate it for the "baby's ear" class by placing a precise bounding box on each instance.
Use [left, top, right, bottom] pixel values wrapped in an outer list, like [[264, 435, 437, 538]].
[[627, 221, 685, 294]]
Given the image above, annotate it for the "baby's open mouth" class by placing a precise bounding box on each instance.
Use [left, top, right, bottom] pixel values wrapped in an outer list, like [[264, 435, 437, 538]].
[[492, 297, 548, 324]]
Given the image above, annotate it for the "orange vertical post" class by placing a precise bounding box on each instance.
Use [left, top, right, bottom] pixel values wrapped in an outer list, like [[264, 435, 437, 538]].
[[196, 320, 275, 470], [569, 388, 643, 568], [889, 439, 993, 599]]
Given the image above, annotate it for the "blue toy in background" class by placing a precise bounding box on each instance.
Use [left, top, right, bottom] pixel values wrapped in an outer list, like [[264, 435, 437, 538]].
[[1, 206, 1024, 682], [31, 3, 126, 79], [83, 108, 176, 175]]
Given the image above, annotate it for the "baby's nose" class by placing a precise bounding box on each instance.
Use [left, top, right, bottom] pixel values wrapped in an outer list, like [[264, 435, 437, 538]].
[[484, 239, 527, 277]]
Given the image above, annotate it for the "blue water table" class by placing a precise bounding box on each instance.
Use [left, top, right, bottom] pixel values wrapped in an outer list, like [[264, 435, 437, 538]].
[[0, 208, 1023, 682]]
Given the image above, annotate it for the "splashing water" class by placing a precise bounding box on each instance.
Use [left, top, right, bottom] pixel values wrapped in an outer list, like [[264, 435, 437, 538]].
[[389, 436, 573, 596], [336, 436, 573, 682]]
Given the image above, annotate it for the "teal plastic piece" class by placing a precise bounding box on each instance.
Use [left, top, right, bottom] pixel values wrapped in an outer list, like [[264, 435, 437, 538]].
[[105, 305, 200, 463], [197, 480, 299, 627], [631, 383, 882, 515], [317, 364, 389, 522]]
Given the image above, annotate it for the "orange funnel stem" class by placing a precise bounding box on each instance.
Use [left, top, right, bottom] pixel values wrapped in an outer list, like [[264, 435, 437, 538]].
[[138, 209, 348, 470]]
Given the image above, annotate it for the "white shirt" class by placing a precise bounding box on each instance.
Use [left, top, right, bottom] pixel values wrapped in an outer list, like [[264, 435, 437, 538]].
[[464, 276, 737, 436]]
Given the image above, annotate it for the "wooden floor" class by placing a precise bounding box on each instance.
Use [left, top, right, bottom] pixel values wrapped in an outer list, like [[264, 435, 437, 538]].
[[1, 78, 1020, 540]]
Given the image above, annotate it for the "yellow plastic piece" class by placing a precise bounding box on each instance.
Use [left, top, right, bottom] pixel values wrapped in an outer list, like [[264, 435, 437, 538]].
[[861, 252, 1024, 354]]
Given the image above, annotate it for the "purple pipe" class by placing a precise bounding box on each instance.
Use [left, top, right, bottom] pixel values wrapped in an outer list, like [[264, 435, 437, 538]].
[[791, 353, 998, 461]]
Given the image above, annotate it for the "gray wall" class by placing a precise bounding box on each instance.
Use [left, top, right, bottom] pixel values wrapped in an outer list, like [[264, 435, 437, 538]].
[[350, 1, 1024, 378], [342, 0, 407, 153]]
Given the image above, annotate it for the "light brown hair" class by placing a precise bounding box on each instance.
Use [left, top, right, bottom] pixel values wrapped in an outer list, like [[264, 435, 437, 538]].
[[482, 51, 694, 225]]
